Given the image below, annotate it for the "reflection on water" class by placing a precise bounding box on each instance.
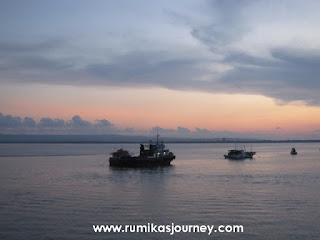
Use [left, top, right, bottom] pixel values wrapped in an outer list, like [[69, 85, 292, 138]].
[[0, 143, 320, 239]]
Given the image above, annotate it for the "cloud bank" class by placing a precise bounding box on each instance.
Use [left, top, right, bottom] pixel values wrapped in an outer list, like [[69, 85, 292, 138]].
[[0, 113, 114, 135], [1, 113, 319, 140]]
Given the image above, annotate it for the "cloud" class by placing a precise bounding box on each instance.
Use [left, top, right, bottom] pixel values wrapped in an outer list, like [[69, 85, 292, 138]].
[[85, 51, 207, 90], [24, 117, 36, 128], [151, 126, 216, 138], [1, 113, 320, 140], [187, 1, 320, 104], [0, 113, 23, 128], [94, 119, 113, 128], [39, 118, 65, 128], [0, 113, 114, 134], [0, 40, 77, 85], [213, 47, 320, 104], [1, 1, 320, 105], [68, 115, 91, 128], [0, 113, 36, 129], [177, 126, 192, 134]]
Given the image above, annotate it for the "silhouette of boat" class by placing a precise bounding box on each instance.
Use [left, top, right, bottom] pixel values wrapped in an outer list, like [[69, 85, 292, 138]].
[[290, 148, 297, 155], [109, 134, 175, 167], [224, 145, 256, 159]]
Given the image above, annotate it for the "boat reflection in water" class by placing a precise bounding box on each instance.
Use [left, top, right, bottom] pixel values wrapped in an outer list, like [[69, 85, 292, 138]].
[[109, 134, 175, 167]]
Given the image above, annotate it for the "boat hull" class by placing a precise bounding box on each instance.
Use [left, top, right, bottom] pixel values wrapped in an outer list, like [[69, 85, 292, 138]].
[[109, 154, 175, 167], [224, 150, 256, 159], [224, 155, 246, 160]]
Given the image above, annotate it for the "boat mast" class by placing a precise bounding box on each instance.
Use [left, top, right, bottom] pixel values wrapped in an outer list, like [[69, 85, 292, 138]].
[[156, 128, 160, 144]]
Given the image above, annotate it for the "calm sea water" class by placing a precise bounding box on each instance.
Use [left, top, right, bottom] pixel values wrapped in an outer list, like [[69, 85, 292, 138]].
[[0, 143, 319, 240]]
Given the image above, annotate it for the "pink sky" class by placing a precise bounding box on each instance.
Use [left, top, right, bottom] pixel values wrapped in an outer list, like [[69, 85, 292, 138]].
[[1, 84, 320, 139]]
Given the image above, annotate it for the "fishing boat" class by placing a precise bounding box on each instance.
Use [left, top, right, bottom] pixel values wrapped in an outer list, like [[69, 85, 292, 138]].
[[224, 145, 256, 159], [109, 134, 175, 167], [290, 148, 297, 155], [224, 149, 247, 159], [245, 150, 256, 158]]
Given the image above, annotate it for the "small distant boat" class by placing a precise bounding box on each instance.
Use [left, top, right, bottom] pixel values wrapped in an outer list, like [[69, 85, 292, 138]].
[[224, 146, 256, 160], [109, 134, 175, 167], [290, 148, 297, 155]]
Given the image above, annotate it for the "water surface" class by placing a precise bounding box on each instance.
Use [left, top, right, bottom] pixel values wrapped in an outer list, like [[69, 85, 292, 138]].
[[0, 143, 319, 239]]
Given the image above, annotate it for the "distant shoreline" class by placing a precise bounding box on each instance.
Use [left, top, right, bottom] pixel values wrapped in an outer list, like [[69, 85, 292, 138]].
[[1, 134, 320, 144]]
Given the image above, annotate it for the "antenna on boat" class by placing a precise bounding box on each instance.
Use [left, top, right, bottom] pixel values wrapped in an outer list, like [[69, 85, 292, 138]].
[[156, 128, 160, 144]]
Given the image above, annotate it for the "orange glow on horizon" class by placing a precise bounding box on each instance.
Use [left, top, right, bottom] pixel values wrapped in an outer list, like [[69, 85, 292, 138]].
[[1, 84, 320, 135]]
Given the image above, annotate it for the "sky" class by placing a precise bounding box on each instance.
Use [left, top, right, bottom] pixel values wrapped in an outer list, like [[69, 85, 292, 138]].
[[1, 0, 320, 140]]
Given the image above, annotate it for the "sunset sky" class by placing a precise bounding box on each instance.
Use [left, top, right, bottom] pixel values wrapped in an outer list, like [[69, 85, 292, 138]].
[[1, 0, 320, 140]]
